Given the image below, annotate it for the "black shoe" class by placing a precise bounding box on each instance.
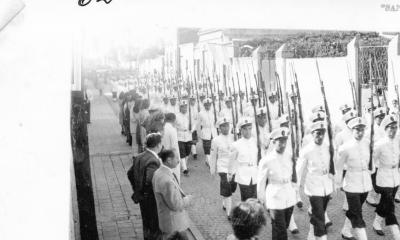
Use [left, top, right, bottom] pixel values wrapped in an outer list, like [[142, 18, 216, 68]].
[[395, 198, 400, 203], [193, 154, 197, 160], [183, 170, 189, 176], [290, 229, 299, 234], [296, 201, 303, 209], [325, 221, 333, 228], [366, 200, 378, 207], [373, 227, 385, 236], [342, 234, 356, 240]]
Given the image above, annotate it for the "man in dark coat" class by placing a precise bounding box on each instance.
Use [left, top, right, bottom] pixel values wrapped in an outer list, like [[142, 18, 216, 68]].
[[128, 133, 163, 240]]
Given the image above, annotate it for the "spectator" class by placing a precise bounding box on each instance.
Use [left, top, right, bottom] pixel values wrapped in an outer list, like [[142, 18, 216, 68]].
[[128, 133, 164, 240], [152, 150, 193, 240], [161, 113, 181, 182], [227, 198, 266, 240]]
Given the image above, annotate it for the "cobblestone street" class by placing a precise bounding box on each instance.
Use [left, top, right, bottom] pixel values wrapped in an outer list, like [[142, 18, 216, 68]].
[[88, 95, 400, 240]]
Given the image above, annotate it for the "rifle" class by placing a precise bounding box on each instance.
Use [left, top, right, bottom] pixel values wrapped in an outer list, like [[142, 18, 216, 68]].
[[231, 77, 239, 124], [346, 62, 358, 112], [285, 91, 298, 183], [368, 58, 375, 171], [207, 76, 218, 134], [315, 60, 335, 176], [243, 73, 249, 102], [229, 87, 238, 141], [216, 75, 222, 111], [275, 72, 284, 117], [187, 79, 192, 132], [259, 71, 272, 132], [250, 91, 262, 164], [291, 63, 305, 141], [233, 75, 243, 116], [290, 84, 300, 157]]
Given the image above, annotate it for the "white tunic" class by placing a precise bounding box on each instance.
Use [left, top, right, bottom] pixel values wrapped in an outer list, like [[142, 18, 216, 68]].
[[210, 134, 235, 174], [257, 150, 297, 210], [374, 136, 400, 188], [230, 137, 258, 185], [337, 138, 373, 193], [297, 142, 334, 197], [175, 112, 192, 142], [198, 110, 217, 140], [218, 107, 234, 124]]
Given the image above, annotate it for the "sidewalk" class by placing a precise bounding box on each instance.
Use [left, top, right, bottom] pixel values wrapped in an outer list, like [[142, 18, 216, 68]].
[[88, 96, 142, 240]]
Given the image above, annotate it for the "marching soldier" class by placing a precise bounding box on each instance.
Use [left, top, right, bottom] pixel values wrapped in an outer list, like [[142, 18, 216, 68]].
[[336, 117, 372, 240], [335, 109, 357, 212], [189, 96, 199, 160], [161, 95, 170, 113], [176, 100, 192, 176], [297, 121, 334, 240], [218, 96, 235, 124], [257, 127, 297, 240], [198, 98, 217, 167], [209, 117, 237, 219], [366, 107, 386, 207], [371, 114, 400, 239], [168, 95, 179, 114], [230, 117, 258, 201], [253, 107, 271, 156]]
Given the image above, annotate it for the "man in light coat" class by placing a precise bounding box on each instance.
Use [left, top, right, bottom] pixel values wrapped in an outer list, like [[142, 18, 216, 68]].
[[152, 150, 193, 240]]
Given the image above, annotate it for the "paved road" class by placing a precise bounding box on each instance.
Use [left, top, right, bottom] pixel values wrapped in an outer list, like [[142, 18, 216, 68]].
[[88, 96, 142, 240], [90, 95, 400, 240]]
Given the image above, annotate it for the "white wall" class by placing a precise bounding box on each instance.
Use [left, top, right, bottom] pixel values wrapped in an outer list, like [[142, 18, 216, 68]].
[[387, 35, 400, 108]]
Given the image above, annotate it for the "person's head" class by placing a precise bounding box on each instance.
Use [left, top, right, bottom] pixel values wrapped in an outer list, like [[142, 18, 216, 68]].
[[165, 113, 176, 124], [230, 198, 266, 240], [256, 108, 267, 127], [311, 111, 325, 123], [204, 99, 212, 111], [170, 98, 177, 106], [145, 132, 163, 153], [159, 150, 179, 169], [343, 110, 357, 128], [310, 121, 326, 145], [189, 98, 196, 106], [374, 107, 386, 126], [278, 114, 289, 128], [238, 118, 252, 139], [382, 115, 398, 139], [268, 94, 276, 104], [217, 118, 230, 135], [225, 99, 232, 108], [179, 102, 188, 114], [348, 117, 366, 141], [163, 97, 169, 104], [271, 128, 289, 154]]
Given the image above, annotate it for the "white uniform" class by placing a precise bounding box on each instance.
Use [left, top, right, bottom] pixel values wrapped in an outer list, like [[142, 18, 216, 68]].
[[297, 142, 334, 196], [336, 138, 373, 193], [198, 110, 217, 140], [374, 136, 400, 188], [210, 134, 235, 174], [257, 149, 297, 210], [230, 137, 258, 185], [175, 112, 192, 142]]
